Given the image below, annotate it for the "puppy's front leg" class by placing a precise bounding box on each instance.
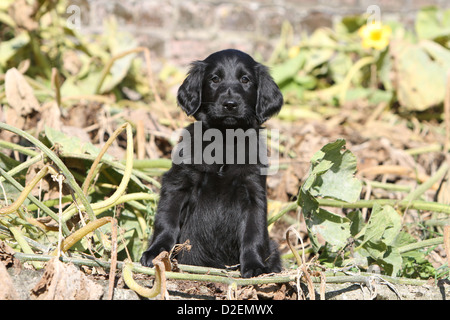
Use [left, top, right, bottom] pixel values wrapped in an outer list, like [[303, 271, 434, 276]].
[[239, 180, 272, 278], [239, 207, 271, 278], [140, 171, 188, 267]]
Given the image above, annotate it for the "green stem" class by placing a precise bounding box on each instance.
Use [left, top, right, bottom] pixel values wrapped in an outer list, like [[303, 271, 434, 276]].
[[339, 56, 376, 105], [398, 237, 444, 254], [61, 153, 161, 189], [0, 167, 70, 235], [13, 252, 428, 286], [0, 166, 49, 215], [61, 123, 135, 221], [0, 139, 39, 157], [95, 47, 145, 94], [8, 226, 42, 269], [130, 159, 172, 169], [268, 201, 298, 225], [403, 162, 449, 203], [0, 154, 43, 184], [0, 123, 96, 224], [317, 198, 450, 215]]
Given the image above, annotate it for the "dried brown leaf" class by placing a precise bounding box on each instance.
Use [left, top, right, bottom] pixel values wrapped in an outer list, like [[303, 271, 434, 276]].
[[5, 67, 40, 116], [30, 258, 104, 300], [0, 241, 17, 268], [0, 261, 19, 300], [8, 0, 39, 31]]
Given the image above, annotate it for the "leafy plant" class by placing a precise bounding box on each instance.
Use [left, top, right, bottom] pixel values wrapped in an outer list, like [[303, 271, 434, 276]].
[[270, 6, 450, 115], [296, 139, 448, 278]]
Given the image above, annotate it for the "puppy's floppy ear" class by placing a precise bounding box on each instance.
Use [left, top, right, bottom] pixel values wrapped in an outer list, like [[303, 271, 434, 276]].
[[255, 64, 283, 124], [177, 61, 206, 116]]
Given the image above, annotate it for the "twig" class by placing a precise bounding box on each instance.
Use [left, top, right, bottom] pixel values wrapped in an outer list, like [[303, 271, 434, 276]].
[[51, 68, 61, 108], [444, 70, 450, 153]]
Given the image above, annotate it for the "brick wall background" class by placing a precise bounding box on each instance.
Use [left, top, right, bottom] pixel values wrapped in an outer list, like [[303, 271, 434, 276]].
[[69, 0, 450, 66]]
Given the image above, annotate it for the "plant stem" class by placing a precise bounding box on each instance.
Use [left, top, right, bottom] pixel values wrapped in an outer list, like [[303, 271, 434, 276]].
[[317, 198, 450, 215], [0, 140, 39, 157], [0, 166, 49, 215], [61, 123, 135, 221], [268, 197, 450, 227], [398, 237, 444, 254], [61, 152, 161, 189], [95, 47, 148, 94], [82, 122, 128, 195], [13, 252, 428, 286], [403, 162, 449, 203], [8, 226, 42, 269], [268, 201, 298, 225], [0, 123, 96, 224], [0, 167, 70, 235]]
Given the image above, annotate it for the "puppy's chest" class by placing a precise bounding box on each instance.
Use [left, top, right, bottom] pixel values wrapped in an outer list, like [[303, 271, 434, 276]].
[[193, 170, 250, 203]]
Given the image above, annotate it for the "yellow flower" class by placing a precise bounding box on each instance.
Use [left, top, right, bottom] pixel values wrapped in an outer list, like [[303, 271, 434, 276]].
[[358, 22, 391, 50], [288, 46, 300, 58]]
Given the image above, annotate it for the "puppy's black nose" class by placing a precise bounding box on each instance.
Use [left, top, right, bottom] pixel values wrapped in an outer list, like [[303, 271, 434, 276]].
[[223, 100, 237, 111]]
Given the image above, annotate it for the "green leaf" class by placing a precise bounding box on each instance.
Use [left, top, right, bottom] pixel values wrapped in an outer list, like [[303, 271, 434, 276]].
[[415, 6, 450, 40], [0, 32, 30, 67], [361, 204, 402, 247], [420, 40, 450, 70], [348, 210, 364, 237], [395, 43, 446, 111], [44, 126, 112, 160], [357, 204, 403, 276], [309, 139, 362, 202], [303, 29, 335, 73], [298, 139, 361, 253], [271, 52, 306, 85], [307, 208, 351, 252]]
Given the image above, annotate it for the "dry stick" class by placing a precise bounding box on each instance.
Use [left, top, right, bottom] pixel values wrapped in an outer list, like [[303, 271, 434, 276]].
[[107, 218, 118, 300], [51, 68, 61, 108], [286, 226, 316, 300], [143, 49, 177, 130], [444, 226, 450, 267], [444, 70, 450, 153]]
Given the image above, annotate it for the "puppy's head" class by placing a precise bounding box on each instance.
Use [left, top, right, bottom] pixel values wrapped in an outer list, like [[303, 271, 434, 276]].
[[177, 49, 283, 128]]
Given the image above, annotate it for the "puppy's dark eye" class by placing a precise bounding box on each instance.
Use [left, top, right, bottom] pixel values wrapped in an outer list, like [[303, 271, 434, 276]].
[[211, 75, 221, 83], [240, 76, 250, 84]]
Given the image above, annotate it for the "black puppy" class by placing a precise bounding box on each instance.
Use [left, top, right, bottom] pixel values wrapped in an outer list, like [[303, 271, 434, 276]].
[[140, 49, 283, 277]]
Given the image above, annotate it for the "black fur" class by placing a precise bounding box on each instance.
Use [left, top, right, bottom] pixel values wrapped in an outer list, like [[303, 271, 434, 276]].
[[140, 49, 283, 277]]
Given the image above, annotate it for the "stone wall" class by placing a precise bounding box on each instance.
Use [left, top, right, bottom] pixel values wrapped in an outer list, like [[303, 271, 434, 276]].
[[69, 0, 450, 66]]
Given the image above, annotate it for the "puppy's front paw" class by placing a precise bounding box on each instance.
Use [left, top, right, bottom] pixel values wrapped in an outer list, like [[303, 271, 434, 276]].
[[241, 262, 269, 278], [140, 250, 156, 267]]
